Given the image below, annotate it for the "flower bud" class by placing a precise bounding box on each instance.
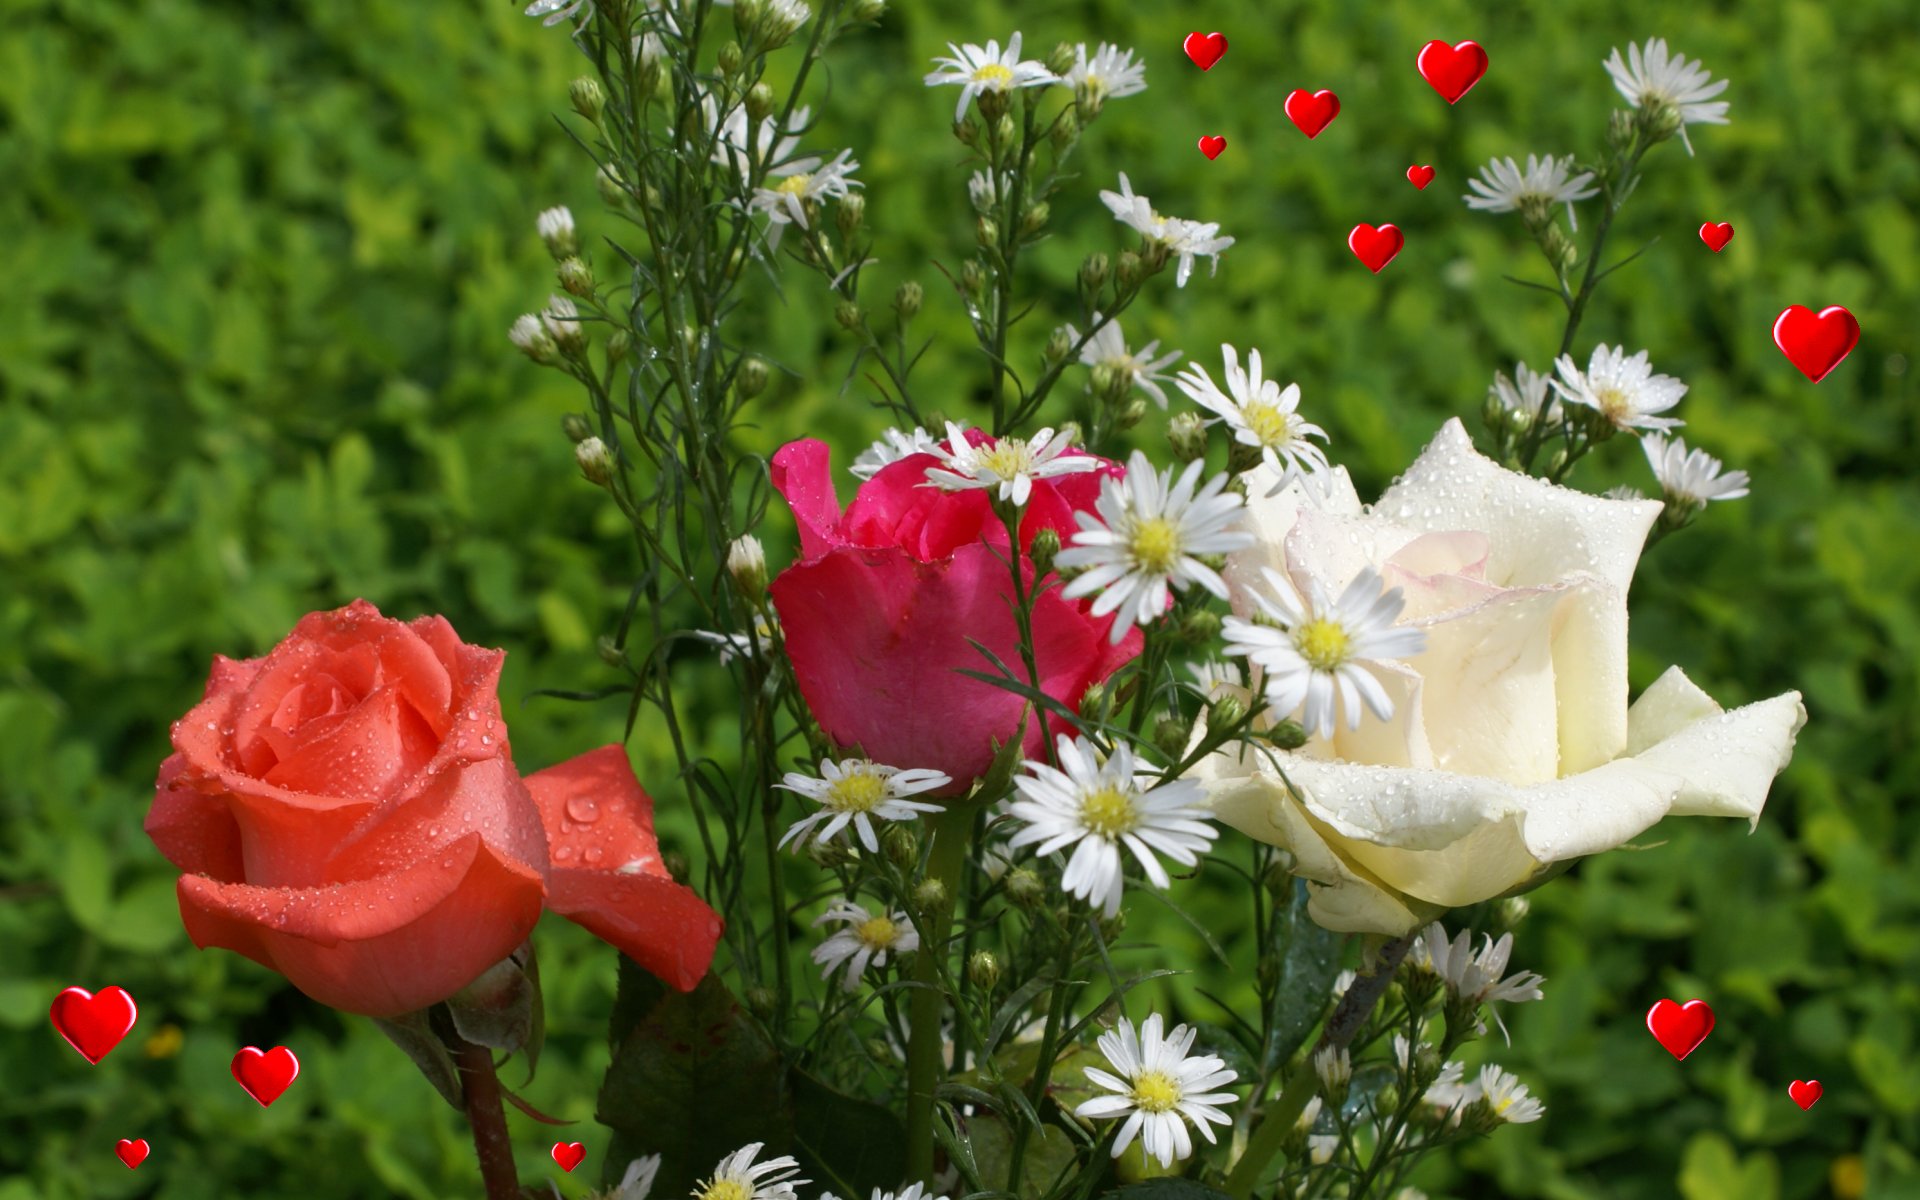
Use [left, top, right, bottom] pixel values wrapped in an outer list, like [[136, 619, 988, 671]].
[[882, 822, 919, 868], [1168, 411, 1208, 463], [1265, 719, 1309, 750], [536, 206, 577, 259], [569, 76, 605, 123], [1021, 202, 1049, 238], [1116, 398, 1148, 431], [607, 329, 631, 363], [1498, 896, 1531, 930], [1314, 1046, 1351, 1108], [1046, 41, 1077, 77], [510, 314, 559, 365], [736, 355, 770, 399], [718, 40, 744, 75], [576, 437, 613, 484], [561, 413, 594, 444], [990, 109, 1015, 144], [542, 295, 587, 356], [1173, 611, 1220, 650], [746, 81, 776, 123], [1116, 249, 1143, 289], [596, 634, 625, 667], [836, 192, 866, 239], [1546, 447, 1570, 477], [976, 215, 999, 250], [596, 164, 629, 208], [912, 877, 950, 921], [1209, 693, 1248, 734], [1044, 326, 1072, 364], [1028, 526, 1061, 576], [835, 300, 864, 331], [663, 850, 691, 884], [953, 117, 979, 147], [1540, 225, 1573, 270], [744, 985, 779, 1020], [1089, 362, 1120, 400], [967, 950, 1001, 993], [1078, 252, 1109, 299], [850, 0, 886, 21], [1078, 680, 1113, 722], [894, 281, 923, 319], [726, 534, 768, 601], [960, 259, 986, 299], [1051, 107, 1080, 149], [1152, 715, 1191, 761], [1004, 867, 1045, 908], [558, 256, 595, 298]]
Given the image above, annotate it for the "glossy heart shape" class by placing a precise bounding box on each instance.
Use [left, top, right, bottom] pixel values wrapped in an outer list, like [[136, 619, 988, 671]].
[[1285, 89, 1341, 138], [231, 1045, 301, 1107], [1417, 39, 1489, 104], [1407, 164, 1435, 190], [1789, 1079, 1823, 1110], [1183, 31, 1228, 71], [49, 986, 138, 1064], [1646, 998, 1715, 1060], [1772, 304, 1860, 383], [115, 1139, 150, 1170], [1348, 223, 1404, 273], [1198, 135, 1227, 161], [1699, 222, 1734, 252], [552, 1141, 587, 1172]]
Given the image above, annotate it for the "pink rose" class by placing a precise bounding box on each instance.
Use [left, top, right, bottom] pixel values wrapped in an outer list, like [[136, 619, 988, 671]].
[[769, 430, 1142, 794], [146, 599, 721, 1017]]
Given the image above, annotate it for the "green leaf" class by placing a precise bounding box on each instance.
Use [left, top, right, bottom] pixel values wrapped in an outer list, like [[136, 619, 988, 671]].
[[370, 1010, 464, 1112], [967, 1114, 1079, 1200], [60, 836, 112, 933], [790, 1070, 908, 1198], [1100, 1181, 1237, 1200], [1678, 1132, 1780, 1200], [1262, 880, 1345, 1073]]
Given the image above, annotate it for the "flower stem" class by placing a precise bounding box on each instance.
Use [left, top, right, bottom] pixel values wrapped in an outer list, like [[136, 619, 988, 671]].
[[905, 803, 977, 1184], [1222, 931, 1418, 1200], [447, 1025, 522, 1200]]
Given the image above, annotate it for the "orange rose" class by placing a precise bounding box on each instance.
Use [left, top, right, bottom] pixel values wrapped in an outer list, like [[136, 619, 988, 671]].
[[146, 599, 720, 1017]]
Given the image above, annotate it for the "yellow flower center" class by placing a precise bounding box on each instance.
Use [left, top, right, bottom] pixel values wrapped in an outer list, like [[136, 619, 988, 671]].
[[699, 1181, 750, 1200], [856, 915, 901, 949], [775, 173, 813, 196], [1130, 1070, 1182, 1114], [1130, 516, 1182, 574], [971, 63, 1014, 87], [1592, 385, 1631, 422], [1242, 400, 1295, 448], [1293, 618, 1352, 671], [980, 441, 1032, 479], [1079, 784, 1138, 838], [826, 770, 888, 813]]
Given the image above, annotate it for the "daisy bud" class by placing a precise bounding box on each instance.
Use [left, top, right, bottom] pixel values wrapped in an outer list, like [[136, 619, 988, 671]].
[[1168, 411, 1209, 463], [1607, 108, 1635, 152], [744, 985, 778, 1020], [1152, 715, 1191, 761], [976, 215, 999, 250], [1176, 610, 1222, 649], [510, 314, 559, 364], [1078, 252, 1109, 298], [596, 164, 629, 208], [536, 206, 577, 259], [1044, 326, 1072, 364], [1282, 1098, 1321, 1159], [1078, 680, 1113, 722], [1504, 403, 1534, 435], [953, 117, 979, 147], [1116, 249, 1143, 289], [1116, 398, 1148, 431], [1046, 41, 1076, 77], [557, 256, 595, 298], [850, 0, 886, 21], [882, 822, 919, 868], [1021, 202, 1049, 238], [663, 850, 691, 884], [576, 436, 613, 484], [834, 300, 864, 331], [912, 877, 950, 921], [1540, 225, 1573, 270], [726, 534, 768, 601], [1209, 693, 1248, 735], [1052, 107, 1080, 149], [1481, 391, 1504, 431], [836, 192, 866, 239], [596, 634, 625, 666], [1028, 527, 1061, 576], [960, 260, 986, 299], [746, 82, 776, 122], [967, 950, 1001, 993], [607, 329, 632, 363], [1314, 1046, 1352, 1107], [1546, 448, 1571, 478], [736, 355, 770, 399], [718, 40, 744, 75], [1499, 896, 1531, 930], [730, 0, 761, 40], [886, 281, 921, 321], [561, 413, 593, 443], [569, 76, 605, 123], [1005, 867, 1046, 908], [1089, 362, 1120, 400], [1265, 719, 1309, 751], [1375, 1082, 1402, 1113]]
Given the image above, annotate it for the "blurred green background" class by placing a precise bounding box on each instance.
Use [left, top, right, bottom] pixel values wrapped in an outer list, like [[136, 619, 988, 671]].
[[2, 0, 1916, 1197]]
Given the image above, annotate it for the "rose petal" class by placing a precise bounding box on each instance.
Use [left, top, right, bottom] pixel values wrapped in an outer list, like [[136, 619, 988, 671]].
[[770, 439, 846, 561], [147, 754, 245, 881], [260, 685, 440, 801], [326, 756, 550, 884], [1403, 582, 1568, 784]]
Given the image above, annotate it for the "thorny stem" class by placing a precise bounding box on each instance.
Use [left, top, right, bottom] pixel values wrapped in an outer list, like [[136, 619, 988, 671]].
[[445, 1023, 521, 1200]]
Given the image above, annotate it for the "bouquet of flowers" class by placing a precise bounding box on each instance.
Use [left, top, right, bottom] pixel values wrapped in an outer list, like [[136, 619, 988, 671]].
[[145, 3, 1804, 1198]]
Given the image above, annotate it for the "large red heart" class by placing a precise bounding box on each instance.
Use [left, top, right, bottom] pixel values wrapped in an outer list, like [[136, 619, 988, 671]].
[[1285, 89, 1341, 139], [1198, 135, 1227, 161], [1772, 304, 1860, 383], [552, 1141, 587, 1172], [1407, 164, 1435, 190], [231, 1045, 301, 1107], [1789, 1079, 1823, 1110], [1348, 223, 1404, 274], [115, 1139, 150, 1170], [1699, 222, 1734, 252], [1183, 31, 1228, 71], [49, 985, 138, 1064], [1417, 39, 1489, 104], [1646, 998, 1715, 1060]]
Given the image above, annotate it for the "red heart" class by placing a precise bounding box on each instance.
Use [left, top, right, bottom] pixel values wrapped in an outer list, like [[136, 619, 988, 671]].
[[231, 1045, 300, 1107], [1183, 31, 1228, 71], [1348, 223, 1404, 274], [1197, 135, 1227, 161], [1646, 998, 1715, 1060], [115, 1139, 150, 1170], [49, 985, 138, 1064], [552, 1141, 587, 1172], [1407, 164, 1435, 190], [1699, 222, 1734, 252], [1772, 304, 1860, 383], [1789, 1079, 1823, 1110], [1285, 89, 1341, 139], [1417, 39, 1489, 104]]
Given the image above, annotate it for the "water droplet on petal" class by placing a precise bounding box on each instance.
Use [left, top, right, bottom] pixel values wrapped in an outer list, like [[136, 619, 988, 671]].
[[566, 796, 602, 824], [583, 846, 604, 865], [554, 845, 576, 862]]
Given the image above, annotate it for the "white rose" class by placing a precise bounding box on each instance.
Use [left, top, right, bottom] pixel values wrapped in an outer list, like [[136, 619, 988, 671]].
[[1194, 419, 1806, 934]]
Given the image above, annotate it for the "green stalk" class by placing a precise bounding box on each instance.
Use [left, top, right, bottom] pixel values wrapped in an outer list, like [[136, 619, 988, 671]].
[[905, 804, 977, 1183]]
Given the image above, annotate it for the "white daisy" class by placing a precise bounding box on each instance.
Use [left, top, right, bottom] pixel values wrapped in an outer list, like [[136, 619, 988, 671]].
[[613, 1154, 662, 1200], [1065, 43, 1147, 105], [524, 0, 589, 30], [1186, 659, 1245, 701], [1061, 313, 1183, 408], [1463, 154, 1599, 229], [1642, 433, 1750, 506], [711, 103, 815, 178], [1173, 344, 1331, 493], [688, 612, 780, 666], [1099, 174, 1234, 288], [851, 426, 941, 480], [535, 206, 576, 257], [862, 1186, 948, 1200], [1073, 1013, 1239, 1168], [1313, 1045, 1351, 1093], [1221, 565, 1428, 741], [748, 149, 861, 249], [541, 294, 585, 353], [811, 900, 918, 993], [1466, 1064, 1545, 1124], [757, 0, 811, 41], [1551, 344, 1687, 432], [692, 1144, 806, 1200], [1005, 734, 1218, 918], [967, 168, 1001, 215], [1393, 1035, 1471, 1113], [1603, 38, 1730, 155], [775, 758, 949, 853], [1489, 362, 1562, 424], [1414, 923, 1545, 1040], [1056, 452, 1253, 644], [921, 421, 1098, 507], [923, 33, 1056, 125]]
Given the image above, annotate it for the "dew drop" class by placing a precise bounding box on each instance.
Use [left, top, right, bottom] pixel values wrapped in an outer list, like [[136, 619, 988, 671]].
[[584, 845, 604, 865], [566, 796, 602, 824], [554, 845, 576, 862]]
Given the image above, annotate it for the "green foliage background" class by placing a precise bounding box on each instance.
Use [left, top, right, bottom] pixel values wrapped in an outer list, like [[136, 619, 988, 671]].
[[2, 0, 1916, 1197]]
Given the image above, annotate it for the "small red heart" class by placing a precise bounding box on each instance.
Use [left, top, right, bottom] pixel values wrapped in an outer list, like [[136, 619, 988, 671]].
[[1348, 223, 1404, 274], [1198, 135, 1227, 161], [1285, 89, 1341, 139], [1646, 998, 1715, 1060], [115, 1139, 150, 1170], [1407, 164, 1436, 190], [49, 985, 138, 1064], [231, 1045, 300, 1107], [1183, 31, 1228, 71], [552, 1141, 587, 1172], [1772, 304, 1860, 383], [1417, 39, 1489, 104], [1699, 222, 1734, 252], [1789, 1079, 1823, 1110]]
